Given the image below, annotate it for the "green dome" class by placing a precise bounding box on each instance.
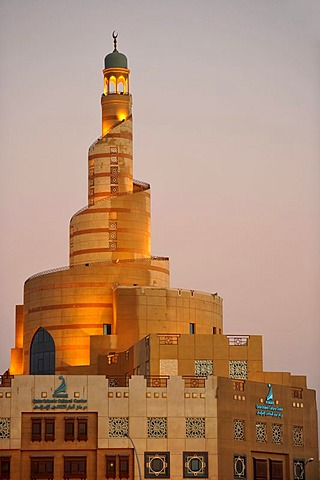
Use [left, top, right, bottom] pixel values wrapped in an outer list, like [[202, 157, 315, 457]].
[[104, 51, 128, 69]]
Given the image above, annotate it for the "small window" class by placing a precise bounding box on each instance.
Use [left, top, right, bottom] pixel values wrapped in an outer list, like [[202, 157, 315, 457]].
[[233, 455, 246, 479], [212, 327, 216, 334], [64, 457, 86, 479], [0, 457, 10, 479], [103, 324, 112, 335], [270, 460, 283, 480], [183, 452, 208, 478], [253, 458, 267, 480], [31, 457, 54, 478], [292, 389, 303, 399], [106, 456, 116, 479], [44, 418, 55, 442], [31, 418, 42, 442], [189, 323, 195, 334], [144, 452, 170, 478], [119, 456, 129, 479], [77, 418, 88, 442], [64, 418, 75, 442]]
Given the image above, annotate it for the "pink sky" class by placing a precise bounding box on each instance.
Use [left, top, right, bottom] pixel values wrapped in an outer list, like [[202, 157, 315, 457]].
[[1, 0, 319, 429]]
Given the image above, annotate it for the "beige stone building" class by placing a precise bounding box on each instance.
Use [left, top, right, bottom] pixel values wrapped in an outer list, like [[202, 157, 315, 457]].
[[0, 33, 318, 480]]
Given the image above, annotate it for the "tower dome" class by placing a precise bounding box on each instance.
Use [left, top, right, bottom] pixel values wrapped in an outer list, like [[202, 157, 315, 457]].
[[104, 31, 128, 69]]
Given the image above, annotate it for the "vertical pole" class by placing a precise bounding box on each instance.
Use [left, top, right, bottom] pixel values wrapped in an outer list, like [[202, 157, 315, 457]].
[[125, 433, 142, 480]]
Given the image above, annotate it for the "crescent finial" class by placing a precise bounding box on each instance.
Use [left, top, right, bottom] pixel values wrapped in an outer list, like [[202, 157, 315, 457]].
[[112, 31, 118, 51]]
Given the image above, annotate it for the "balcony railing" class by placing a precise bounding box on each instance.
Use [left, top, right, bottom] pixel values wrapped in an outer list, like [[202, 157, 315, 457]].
[[145, 376, 169, 388], [106, 375, 130, 387], [227, 335, 250, 346], [183, 376, 206, 388], [157, 334, 180, 345]]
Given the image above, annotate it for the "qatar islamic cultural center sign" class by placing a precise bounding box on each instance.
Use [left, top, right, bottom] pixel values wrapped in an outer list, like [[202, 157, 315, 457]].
[[256, 384, 283, 419]]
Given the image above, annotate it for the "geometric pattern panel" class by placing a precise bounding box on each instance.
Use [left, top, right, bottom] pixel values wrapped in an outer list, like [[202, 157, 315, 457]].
[[144, 452, 170, 478], [0, 418, 10, 439], [233, 419, 245, 441], [160, 359, 178, 376], [234, 455, 247, 479], [256, 422, 267, 443], [195, 360, 213, 377], [229, 361, 248, 379], [108, 417, 129, 438], [148, 418, 167, 438], [272, 424, 283, 444], [183, 452, 208, 478], [293, 459, 305, 480], [186, 418, 205, 438], [293, 426, 303, 447]]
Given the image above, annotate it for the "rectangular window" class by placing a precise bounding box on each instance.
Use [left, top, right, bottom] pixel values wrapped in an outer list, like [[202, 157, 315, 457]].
[[144, 452, 170, 478], [64, 457, 86, 479], [44, 418, 55, 442], [270, 460, 283, 480], [233, 380, 245, 391], [31, 418, 42, 442], [184, 452, 208, 478], [119, 456, 129, 479], [103, 324, 112, 335], [253, 458, 267, 480], [292, 389, 303, 399], [0, 457, 10, 479], [77, 418, 88, 442], [189, 323, 195, 334], [30, 457, 54, 479], [64, 418, 75, 442], [213, 327, 216, 334], [106, 456, 116, 479]]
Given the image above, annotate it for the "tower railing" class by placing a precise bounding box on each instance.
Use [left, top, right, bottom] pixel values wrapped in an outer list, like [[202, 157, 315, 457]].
[[0, 370, 14, 387], [25, 256, 169, 283]]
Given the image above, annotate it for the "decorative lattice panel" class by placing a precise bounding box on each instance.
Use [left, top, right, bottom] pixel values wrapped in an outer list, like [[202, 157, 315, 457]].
[[0, 418, 10, 439], [108, 417, 128, 438], [256, 422, 267, 443], [272, 424, 283, 444], [233, 419, 245, 441], [186, 418, 205, 438], [293, 426, 303, 446], [148, 418, 167, 438], [229, 361, 248, 379], [195, 360, 213, 377], [159, 359, 178, 376]]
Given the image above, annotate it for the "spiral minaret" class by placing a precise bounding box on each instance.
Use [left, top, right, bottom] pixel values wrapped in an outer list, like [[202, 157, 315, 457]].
[[9, 34, 222, 376]]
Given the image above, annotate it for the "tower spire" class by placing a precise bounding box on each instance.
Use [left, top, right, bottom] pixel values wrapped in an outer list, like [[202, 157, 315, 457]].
[[112, 30, 118, 52]]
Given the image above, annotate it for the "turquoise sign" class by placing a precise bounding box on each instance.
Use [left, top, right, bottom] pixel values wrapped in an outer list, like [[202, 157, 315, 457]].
[[255, 384, 283, 419], [32, 376, 88, 411]]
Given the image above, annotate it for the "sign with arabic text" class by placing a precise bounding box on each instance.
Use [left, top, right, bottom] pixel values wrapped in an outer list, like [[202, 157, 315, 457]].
[[32, 376, 88, 411]]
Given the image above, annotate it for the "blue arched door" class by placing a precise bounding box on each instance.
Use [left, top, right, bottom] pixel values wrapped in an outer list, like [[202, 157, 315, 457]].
[[30, 327, 55, 374]]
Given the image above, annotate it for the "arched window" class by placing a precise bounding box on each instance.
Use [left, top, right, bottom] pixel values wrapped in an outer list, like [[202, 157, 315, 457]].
[[108, 76, 116, 94], [104, 77, 108, 95], [117, 76, 125, 94], [30, 327, 55, 375]]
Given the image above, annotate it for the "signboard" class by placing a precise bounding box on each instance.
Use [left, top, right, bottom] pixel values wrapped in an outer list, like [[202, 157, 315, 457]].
[[255, 384, 283, 419], [32, 376, 88, 411]]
